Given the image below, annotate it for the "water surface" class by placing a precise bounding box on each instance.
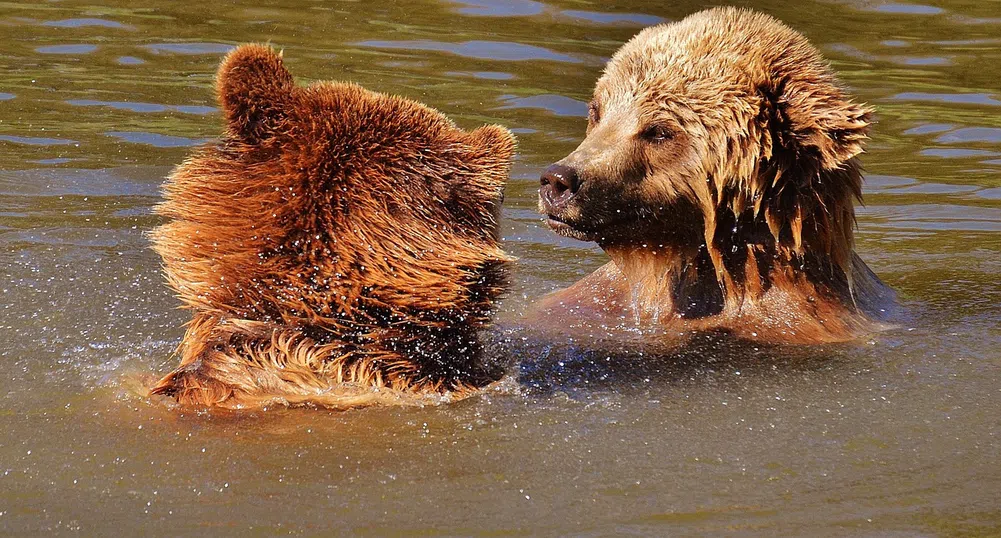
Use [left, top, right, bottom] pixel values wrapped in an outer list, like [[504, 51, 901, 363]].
[[2, 0, 1001, 535]]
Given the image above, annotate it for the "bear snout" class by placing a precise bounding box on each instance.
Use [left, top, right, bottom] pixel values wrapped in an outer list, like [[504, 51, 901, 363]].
[[539, 163, 581, 213]]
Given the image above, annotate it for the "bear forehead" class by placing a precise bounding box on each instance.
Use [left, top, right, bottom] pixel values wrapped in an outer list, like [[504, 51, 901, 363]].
[[596, 7, 823, 107]]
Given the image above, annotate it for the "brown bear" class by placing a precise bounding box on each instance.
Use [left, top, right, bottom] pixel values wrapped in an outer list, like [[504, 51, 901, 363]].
[[535, 7, 893, 345], [150, 44, 515, 408]]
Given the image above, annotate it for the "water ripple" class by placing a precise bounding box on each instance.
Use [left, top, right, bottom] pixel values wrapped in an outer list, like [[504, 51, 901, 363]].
[[868, 3, 944, 15], [68, 100, 216, 115], [935, 128, 1001, 144], [827, 43, 952, 67], [561, 10, 664, 26], [920, 148, 1000, 158], [446, 71, 515, 80], [144, 42, 234, 55], [105, 132, 211, 148], [448, 0, 546, 17], [865, 174, 918, 193], [889, 183, 980, 195], [0, 167, 163, 197], [872, 204, 1001, 232], [41, 18, 132, 30], [902, 124, 954, 136], [895, 56, 951, 66], [35, 44, 98, 54], [0, 135, 78, 146], [359, 40, 582, 63], [498, 94, 588, 117], [974, 187, 1001, 200]]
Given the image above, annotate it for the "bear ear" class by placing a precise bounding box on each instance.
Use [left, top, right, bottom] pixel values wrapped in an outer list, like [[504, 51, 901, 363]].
[[763, 78, 872, 171], [466, 124, 517, 168], [440, 124, 515, 238], [216, 44, 295, 141], [460, 124, 517, 193]]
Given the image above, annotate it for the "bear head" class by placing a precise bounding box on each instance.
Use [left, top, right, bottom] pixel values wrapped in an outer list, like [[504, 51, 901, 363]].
[[152, 44, 516, 394], [539, 7, 871, 286]]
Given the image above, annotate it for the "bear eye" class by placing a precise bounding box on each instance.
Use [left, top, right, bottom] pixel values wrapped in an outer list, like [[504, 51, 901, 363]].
[[640, 124, 674, 143], [588, 101, 601, 124]]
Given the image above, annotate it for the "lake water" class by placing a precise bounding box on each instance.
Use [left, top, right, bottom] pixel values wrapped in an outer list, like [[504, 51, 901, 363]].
[[1, 0, 1000, 535]]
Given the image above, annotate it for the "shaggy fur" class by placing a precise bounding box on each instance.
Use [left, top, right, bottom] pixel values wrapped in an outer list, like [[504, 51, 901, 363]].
[[535, 7, 893, 344], [151, 44, 515, 408]]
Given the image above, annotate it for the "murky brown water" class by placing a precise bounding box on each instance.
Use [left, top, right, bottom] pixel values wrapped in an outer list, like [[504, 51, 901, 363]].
[[2, 0, 1000, 535]]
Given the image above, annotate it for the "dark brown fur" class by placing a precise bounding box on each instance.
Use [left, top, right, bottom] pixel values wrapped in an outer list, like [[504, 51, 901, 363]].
[[151, 44, 515, 408], [535, 8, 893, 344]]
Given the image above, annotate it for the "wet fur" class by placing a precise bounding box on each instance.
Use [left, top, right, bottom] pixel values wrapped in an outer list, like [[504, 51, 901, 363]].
[[151, 44, 515, 409], [535, 8, 894, 344]]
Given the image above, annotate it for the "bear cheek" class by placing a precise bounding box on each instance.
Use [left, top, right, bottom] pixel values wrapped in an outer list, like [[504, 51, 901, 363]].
[[640, 140, 704, 207]]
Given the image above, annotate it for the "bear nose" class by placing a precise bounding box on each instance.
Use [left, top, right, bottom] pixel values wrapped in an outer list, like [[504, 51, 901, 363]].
[[539, 163, 580, 208]]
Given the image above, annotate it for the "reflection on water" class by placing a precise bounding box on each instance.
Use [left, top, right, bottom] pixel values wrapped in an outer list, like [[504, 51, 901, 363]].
[[360, 39, 589, 63], [497, 93, 588, 116], [67, 100, 217, 115], [41, 18, 134, 29], [1, 0, 1001, 535]]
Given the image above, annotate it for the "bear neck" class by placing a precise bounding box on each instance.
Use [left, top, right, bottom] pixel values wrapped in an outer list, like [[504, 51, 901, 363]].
[[601, 242, 723, 320], [600, 213, 857, 322], [595, 159, 869, 327]]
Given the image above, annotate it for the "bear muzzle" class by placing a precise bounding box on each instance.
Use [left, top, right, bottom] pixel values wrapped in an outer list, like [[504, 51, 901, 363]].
[[540, 162, 591, 238], [540, 163, 580, 208]]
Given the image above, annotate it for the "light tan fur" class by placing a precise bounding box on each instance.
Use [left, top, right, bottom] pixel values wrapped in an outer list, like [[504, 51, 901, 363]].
[[535, 8, 893, 344]]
